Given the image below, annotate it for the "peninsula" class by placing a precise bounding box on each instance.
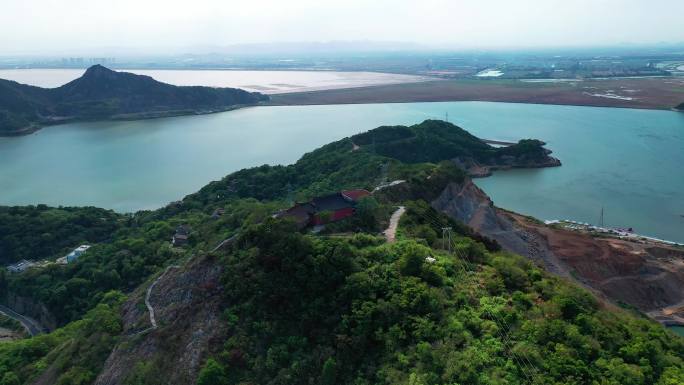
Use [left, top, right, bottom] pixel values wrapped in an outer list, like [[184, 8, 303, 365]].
[[0, 65, 268, 136], [2, 121, 684, 384]]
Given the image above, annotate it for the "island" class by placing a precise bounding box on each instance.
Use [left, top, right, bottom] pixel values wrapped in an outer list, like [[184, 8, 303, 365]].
[[676, 102, 684, 111], [0, 65, 268, 136]]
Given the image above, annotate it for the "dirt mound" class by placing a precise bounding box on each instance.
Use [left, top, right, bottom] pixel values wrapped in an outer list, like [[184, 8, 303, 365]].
[[510, 214, 684, 316]]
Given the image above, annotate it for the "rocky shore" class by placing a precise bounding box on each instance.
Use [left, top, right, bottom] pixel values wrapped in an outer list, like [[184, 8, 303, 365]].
[[452, 146, 561, 178]]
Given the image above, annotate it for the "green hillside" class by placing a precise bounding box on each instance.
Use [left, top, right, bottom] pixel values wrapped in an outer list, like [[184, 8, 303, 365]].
[[1, 122, 682, 385], [0, 206, 123, 265], [206, 215, 684, 385]]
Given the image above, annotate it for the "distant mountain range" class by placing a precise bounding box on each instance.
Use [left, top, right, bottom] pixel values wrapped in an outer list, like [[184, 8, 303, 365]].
[[0, 65, 268, 135]]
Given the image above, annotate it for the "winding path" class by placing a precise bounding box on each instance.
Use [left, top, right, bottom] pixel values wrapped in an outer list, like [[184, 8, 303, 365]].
[[212, 234, 238, 252], [0, 304, 44, 336], [144, 265, 180, 330], [384, 206, 406, 243]]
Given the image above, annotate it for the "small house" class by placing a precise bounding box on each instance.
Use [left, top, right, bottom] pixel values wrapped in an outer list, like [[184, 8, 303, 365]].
[[172, 225, 191, 247], [211, 208, 225, 219]]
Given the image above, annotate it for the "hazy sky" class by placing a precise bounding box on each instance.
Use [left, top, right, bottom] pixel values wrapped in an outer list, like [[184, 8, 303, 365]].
[[2, 0, 683, 54]]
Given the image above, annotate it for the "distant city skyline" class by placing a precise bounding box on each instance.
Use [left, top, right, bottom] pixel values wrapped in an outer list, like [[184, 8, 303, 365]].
[[2, 0, 683, 55]]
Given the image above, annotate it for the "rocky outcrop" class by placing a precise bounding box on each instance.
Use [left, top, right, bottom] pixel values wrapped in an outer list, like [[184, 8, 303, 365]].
[[94, 255, 226, 385], [2, 293, 56, 332], [430, 178, 568, 276], [452, 148, 561, 178]]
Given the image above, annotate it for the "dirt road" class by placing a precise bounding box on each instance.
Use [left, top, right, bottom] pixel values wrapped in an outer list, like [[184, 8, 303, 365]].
[[384, 206, 406, 243], [0, 304, 44, 336]]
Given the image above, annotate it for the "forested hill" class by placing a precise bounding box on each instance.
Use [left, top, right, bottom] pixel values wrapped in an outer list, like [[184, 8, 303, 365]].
[[350, 120, 560, 168], [676, 102, 684, 111], [0, 65, 268, 135], [1, 121, 684, 384]]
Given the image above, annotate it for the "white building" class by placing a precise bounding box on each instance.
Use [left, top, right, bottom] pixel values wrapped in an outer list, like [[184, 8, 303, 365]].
[[65, 245, 91, 263], [7, 260, 36, 274]]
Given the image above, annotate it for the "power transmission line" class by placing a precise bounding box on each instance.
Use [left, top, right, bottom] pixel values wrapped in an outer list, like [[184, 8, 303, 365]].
[[415, 210, 541, 384], [431, 217, 538, 377]]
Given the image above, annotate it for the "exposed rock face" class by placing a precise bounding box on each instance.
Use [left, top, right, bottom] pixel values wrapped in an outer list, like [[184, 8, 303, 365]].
[[431, 177, 684, 325], [514, 217, 684, 323], [430, 179, 567, 276], [94, 255, 225, 385], [2, 293, 56, 331]]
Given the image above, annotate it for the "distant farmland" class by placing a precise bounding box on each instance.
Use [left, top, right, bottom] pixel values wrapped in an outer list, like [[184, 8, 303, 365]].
[[271, 77, 684, 110]]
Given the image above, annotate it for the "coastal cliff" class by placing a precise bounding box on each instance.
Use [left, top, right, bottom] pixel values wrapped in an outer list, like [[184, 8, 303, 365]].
[[430, 175, 684, 326], [430, 178, 567, 275]]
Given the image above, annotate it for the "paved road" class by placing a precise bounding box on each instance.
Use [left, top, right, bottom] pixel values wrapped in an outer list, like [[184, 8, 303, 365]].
[[0, 304, 44, 336]]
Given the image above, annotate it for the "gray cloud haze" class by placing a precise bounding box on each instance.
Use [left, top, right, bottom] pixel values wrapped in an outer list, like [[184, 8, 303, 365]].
[[2, 0, 683, 54]]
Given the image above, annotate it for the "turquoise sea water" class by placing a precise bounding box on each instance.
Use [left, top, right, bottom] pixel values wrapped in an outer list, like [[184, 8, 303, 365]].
[[669, 326, 684, 337], [0, 102, 682, 242]]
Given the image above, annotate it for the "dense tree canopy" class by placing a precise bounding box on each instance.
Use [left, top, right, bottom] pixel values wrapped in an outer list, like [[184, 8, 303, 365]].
[[199, 218, 684, 385], [0, 205, 123, 265]]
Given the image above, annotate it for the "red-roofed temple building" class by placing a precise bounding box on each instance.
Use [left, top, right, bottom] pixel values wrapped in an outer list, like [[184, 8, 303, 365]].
[[277, 189, 371, 228]]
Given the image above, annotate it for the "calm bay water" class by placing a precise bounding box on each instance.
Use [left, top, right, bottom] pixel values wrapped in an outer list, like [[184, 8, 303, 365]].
[[0, 102, 682, 242]]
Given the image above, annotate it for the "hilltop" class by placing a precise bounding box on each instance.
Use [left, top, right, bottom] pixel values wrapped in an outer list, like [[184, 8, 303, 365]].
[[0, 65, 268, 136], [350, 120, 560, 175], [1, 121, 684, 385]]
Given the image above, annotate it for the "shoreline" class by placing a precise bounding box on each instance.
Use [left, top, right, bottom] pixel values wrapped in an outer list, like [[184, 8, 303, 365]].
[[3, 96, 676, 138], [0, 103, 261, 138], [544, 219, 684, 249], [3, 75, 681, 137], [268, 96, 673, 111]]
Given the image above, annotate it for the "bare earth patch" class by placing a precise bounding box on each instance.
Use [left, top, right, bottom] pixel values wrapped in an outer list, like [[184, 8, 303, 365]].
[[271, 77, 684, 110]]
